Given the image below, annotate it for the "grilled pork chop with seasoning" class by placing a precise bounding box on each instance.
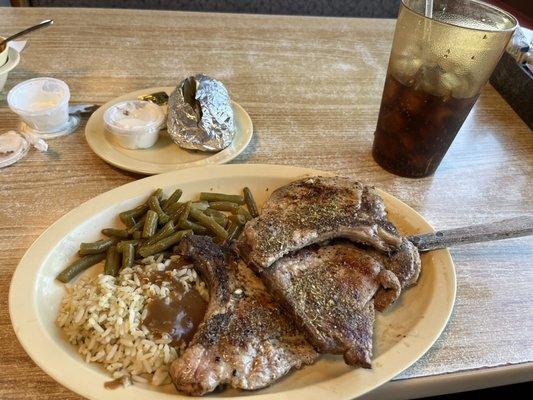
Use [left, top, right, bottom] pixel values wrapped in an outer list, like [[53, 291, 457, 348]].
[[261, 241, 402, 367], [170, 235, 317, 396], [236, 176, 405, 272], [368, 238, 421, 290], [236, 176, 421, 368]]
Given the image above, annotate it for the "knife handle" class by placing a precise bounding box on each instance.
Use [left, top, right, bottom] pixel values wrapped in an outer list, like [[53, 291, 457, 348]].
[[408, 216, 533, 252]]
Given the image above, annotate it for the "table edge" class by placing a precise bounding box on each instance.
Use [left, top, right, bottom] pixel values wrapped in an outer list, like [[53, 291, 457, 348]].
[[0, 6, 397, 23], [360, 362, 533, 400]]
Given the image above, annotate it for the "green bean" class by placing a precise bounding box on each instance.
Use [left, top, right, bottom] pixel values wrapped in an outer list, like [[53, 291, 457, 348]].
[[208, 201, 239, 213], [148, 195, 170, 224], [101, 228, 130, 239], [138, 230, 192, 258], [145, 221, 175, 245], [119, 203, 148, 226], [142, 210, 158, 238], [152, 188, 164, 201], [178, 219, 208, 235], [127, 214, 146, 234], [119, 189, 161, 226], [56, 253, 106, 283], [199, 192, 244, 204], [243, 187, 259, 218], [129, 203, 150, 217], [233, 225, 244, 241], [132, 230, 142, 239], [122, 243, 135, 269], [176, 201, 191, 223], [226, 222, 238, 238], [149, 251, 171, 259], [237, 206, 252, 221], [162, 189, 183, 211], [189, 208, 228, 240], [226, 223, 243, 242], [205, 208, 228, 226], [120, 214, 136, 228], [165, 200, 183, 216], [206, 209, 230, 219], [168, 203, 185, 222], [228, 213, 246, 226], [191, 201, 210, 210], [79, 239, 115, 255], [116, 239, 143, 253], [104, 246, 120, 277]]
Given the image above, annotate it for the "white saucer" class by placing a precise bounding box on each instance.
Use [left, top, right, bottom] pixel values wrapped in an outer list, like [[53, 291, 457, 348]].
[[85, 87, 254, 175], [19, 115, 81, 139]]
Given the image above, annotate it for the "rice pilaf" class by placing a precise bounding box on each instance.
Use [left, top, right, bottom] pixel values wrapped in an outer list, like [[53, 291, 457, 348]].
[[57, 254, 208, 387]]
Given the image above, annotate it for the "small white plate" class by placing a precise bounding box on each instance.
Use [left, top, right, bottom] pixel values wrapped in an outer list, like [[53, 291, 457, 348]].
[[85, 87, 253, 175], [9, 164, 456, 400]]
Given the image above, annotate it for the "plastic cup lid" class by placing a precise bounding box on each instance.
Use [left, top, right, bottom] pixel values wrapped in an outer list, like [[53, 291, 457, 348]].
[[0, 131, 29, 168]]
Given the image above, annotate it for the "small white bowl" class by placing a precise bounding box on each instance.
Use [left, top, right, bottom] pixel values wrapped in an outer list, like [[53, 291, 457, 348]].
[[103, 100, 164, 150], [7, 77, 70, 132], [0, 47, 21, 92], [0, 37, 9, 67]]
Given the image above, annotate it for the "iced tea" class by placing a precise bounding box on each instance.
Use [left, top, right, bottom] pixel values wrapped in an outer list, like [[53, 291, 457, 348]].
[[372, 0, 516, 177], [373, 73, 478, 177]]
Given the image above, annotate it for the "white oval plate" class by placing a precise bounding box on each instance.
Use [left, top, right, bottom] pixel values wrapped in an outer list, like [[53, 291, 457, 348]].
[[85, 87, 253, 175], [9, 164, 456, 400]]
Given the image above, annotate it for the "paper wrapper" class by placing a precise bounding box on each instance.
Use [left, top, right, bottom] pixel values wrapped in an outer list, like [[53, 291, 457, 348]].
[[167, 74, 235, 151]]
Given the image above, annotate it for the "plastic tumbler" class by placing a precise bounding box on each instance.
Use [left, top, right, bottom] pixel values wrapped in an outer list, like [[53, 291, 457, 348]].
[[372, 0, 517, 178]]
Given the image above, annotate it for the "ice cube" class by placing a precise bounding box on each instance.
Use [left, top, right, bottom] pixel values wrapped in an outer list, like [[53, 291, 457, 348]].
[[392, 56, 423, 85], [413, 65, 442, 96], [440, 72, 462, 101], [451, 74, 476, 99], [432, 105, 454, 127], [440, 72, 461, 92], [382, 74, 405, 104], [381, 109, 407, 133], [400, 84, 428, 115]]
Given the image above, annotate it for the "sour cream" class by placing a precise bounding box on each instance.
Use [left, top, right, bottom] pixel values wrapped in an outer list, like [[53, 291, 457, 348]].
[[104, 100, 164, 150]]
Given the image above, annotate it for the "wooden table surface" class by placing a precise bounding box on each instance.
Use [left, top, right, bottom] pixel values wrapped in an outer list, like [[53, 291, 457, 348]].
[[0, 7, 532, 400]]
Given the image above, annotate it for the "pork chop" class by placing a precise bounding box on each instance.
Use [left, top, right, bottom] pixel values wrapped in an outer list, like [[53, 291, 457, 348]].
[[170, 235, 317, 396], [369, 238, 421, 290], [236, 176, 404, 272], [260, 241, 401, 367]]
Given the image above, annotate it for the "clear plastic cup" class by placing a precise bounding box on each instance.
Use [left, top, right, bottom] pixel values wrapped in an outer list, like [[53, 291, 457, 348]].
[[372, 0, 517, 178], [103, 100, 164, 150], [7, 77, 70, 133]]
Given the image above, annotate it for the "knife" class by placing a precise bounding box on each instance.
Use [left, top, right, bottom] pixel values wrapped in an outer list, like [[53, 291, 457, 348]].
[[408, 216, 533, 252], [68, 104, 99, 116]]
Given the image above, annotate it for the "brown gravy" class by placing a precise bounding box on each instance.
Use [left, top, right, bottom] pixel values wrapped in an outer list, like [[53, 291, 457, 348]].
[[142, 265, 207, 347]]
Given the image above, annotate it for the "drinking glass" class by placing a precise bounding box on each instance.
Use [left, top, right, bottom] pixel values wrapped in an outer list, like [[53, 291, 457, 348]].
[[372, 0, 517, 177]]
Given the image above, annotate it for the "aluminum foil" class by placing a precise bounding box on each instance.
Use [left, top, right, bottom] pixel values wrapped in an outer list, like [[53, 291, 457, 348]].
[[167, 74, 235, 151]]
